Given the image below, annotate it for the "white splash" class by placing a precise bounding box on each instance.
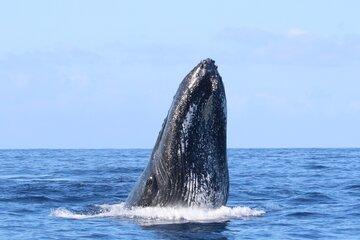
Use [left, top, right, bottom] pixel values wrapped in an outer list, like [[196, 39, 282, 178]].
[[52, 202, 264, 224]]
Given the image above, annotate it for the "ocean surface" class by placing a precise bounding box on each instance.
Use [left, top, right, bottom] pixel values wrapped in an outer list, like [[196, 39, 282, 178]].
[[0, 149, 359, 239]]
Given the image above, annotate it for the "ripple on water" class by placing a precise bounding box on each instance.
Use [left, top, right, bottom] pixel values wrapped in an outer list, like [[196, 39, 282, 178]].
[[0, 195, 57, 203], [343, 184, 360, 190], [304, 164, 329, 170], [288, 192, 335, 205], [286, 211, 329, 219]]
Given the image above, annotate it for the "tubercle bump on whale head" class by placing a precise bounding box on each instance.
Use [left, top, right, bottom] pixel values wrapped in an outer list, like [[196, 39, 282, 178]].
[[183, 58, 223, 94]]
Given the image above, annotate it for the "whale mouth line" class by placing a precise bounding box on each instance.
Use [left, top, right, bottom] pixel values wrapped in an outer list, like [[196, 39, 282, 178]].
[[51, 202, 265, 224]]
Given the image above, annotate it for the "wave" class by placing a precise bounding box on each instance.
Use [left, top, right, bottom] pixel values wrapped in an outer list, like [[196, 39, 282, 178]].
[[51, 202, 264, 224]]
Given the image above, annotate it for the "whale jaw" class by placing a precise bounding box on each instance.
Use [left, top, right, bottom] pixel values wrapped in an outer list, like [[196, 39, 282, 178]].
[[126, 58, 228, 208]]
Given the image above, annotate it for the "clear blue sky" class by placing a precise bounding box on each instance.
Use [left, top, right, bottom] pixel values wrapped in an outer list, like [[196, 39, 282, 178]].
[[1, 0, 359, 148]]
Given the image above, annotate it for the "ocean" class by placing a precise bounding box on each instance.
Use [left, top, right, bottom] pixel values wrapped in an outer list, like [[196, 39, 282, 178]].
[[0, 149, 359, 239]]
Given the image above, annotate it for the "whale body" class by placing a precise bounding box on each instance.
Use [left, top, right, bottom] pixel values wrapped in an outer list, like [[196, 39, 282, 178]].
[[126, 58, 228, 208]]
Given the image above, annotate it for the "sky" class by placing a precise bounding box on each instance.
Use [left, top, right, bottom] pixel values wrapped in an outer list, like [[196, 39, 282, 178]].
[[1, 0, 360, 148]]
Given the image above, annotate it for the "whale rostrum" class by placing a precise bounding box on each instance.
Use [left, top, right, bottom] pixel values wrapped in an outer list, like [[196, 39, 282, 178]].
[[126, 58, 228, 208]]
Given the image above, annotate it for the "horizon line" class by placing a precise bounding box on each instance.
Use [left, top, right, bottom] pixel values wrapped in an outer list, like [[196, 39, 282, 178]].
[[0, 147, 359, 150]]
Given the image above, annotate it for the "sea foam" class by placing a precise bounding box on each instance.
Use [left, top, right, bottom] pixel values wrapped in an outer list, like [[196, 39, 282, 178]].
[[52, 202, 264, 224]]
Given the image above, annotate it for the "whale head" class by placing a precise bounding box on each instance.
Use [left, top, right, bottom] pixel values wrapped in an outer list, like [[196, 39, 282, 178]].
[[126, 58, 228, 208]]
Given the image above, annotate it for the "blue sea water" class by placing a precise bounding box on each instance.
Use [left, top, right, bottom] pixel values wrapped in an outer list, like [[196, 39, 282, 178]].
[[0, 149, 359, 239]]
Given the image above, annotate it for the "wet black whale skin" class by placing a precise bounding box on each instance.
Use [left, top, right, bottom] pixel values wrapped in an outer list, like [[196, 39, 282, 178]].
[[126, 59, 228, 208]]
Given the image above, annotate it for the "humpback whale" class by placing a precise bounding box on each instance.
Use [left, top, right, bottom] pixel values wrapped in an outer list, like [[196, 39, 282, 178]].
[[126, 58, 228, 208]]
